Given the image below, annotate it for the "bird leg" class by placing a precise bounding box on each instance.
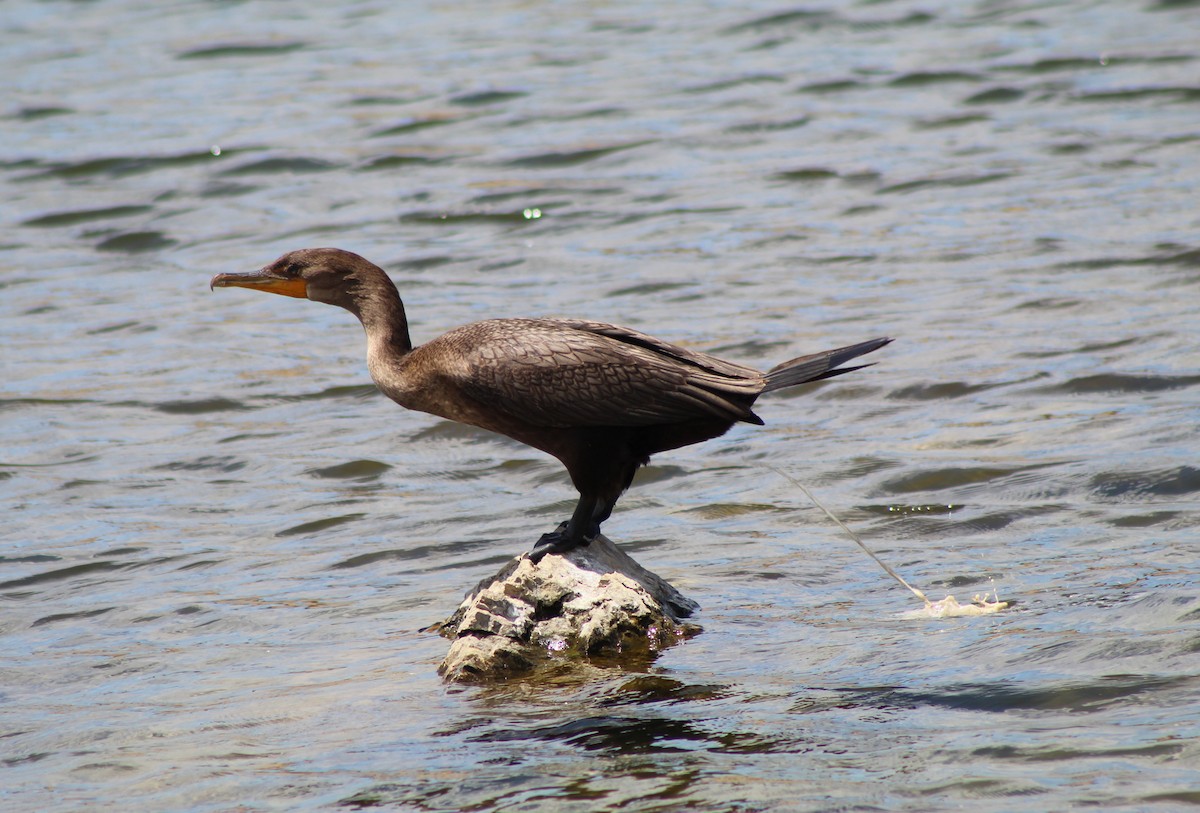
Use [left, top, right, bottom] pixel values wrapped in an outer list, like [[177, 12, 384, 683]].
[[590, 495, 616, 527], [529, 494, 602, 563]]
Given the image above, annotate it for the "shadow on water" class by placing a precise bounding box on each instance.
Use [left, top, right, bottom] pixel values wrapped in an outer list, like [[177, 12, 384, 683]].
[[887, 673, 1198, 715], [6, 0, 1200, 808], [340, 671, 1198, 810], [339, 671, 768, 811]]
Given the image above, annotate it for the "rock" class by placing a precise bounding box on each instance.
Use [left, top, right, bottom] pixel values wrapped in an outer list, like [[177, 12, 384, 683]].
[[436, 535, 701, 682]]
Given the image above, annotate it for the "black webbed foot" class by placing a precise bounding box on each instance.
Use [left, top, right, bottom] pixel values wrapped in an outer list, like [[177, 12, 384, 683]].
[[528, 520, 599, 564]]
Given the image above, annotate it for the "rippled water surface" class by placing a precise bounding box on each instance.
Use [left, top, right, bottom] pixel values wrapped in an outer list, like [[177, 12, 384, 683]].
[[5, 1, 1200, 810]]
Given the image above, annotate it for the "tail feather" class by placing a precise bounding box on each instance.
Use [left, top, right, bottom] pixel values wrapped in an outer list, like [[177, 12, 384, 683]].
[[763, 337, 892, 393]]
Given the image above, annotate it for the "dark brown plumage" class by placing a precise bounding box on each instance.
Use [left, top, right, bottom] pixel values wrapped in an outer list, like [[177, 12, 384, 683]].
[[211, 247, 891, 560]]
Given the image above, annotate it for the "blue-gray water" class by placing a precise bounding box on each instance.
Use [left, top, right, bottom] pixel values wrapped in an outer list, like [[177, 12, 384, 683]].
[[4, 1, 1200, 810]]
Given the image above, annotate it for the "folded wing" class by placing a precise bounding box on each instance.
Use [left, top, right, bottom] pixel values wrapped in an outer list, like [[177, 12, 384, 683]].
[[453, 318, 767, 428]]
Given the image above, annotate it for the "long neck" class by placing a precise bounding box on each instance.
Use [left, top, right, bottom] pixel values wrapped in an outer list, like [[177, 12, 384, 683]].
[[354, 272, 413, 355], [358, 280, 420, 403]]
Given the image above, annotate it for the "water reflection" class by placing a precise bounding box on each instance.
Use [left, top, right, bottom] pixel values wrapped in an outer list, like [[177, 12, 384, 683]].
[[6, 0, 1200, 809]]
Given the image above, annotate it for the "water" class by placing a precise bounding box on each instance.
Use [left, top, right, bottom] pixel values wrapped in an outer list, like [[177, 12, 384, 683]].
[[4, 0, 1200, 809]]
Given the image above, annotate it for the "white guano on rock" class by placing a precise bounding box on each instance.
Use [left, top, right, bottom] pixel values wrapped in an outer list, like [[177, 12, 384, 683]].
[[436, 535, 700, 682]]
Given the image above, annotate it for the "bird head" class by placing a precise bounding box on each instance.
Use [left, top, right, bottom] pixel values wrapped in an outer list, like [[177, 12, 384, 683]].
[[210, 247, 391, 317]]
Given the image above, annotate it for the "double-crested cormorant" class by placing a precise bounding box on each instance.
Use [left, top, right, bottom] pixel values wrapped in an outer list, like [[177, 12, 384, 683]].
[[212, 248, 890, 561]]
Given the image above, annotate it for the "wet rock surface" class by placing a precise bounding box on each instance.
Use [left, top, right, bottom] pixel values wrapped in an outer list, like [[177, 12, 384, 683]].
[[437, 536, 700, 682]]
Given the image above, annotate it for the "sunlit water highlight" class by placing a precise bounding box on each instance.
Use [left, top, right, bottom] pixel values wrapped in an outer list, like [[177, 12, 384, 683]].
[[4, 1, 1200, 810]]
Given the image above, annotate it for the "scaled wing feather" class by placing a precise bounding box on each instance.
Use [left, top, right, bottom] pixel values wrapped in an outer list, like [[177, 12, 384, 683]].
[[454, 319, 765, 428]]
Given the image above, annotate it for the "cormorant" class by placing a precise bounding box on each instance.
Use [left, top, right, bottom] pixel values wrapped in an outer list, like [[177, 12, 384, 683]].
[[211, 247, 890, 561]]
